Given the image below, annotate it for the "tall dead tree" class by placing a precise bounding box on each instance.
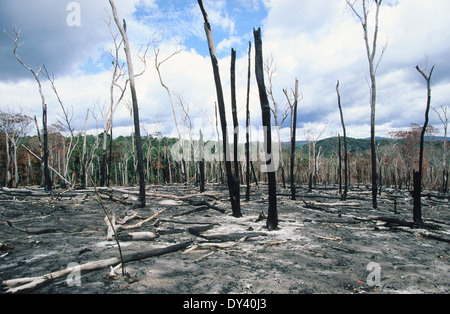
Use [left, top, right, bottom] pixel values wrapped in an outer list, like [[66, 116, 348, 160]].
[[432, 105, 448, 193], [153, 37, 186, 182], [288, 79, 299, 200], [414, 65, 435, 224], [254, 28, 278, 230], [105, 16, 133, 187], [283, 79, 300, 200], [230, 48, 241, 207], [6, 29, 52, 191], [265, 56, 288, 188], [197, 0, 241, 218], [108, 0, 145, 207], [347, 0, 384, 209], [198, 129, 205, 193], [336, 80, 349, 199], [245, 42, 252, 201]]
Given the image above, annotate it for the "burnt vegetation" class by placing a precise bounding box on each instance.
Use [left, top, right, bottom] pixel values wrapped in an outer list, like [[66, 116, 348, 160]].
[[0, 0, 449, 295]]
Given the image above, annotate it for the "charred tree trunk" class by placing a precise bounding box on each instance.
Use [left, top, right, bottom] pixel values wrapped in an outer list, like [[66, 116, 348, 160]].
[[338, 134, 342, 195], [254, 28, 278, 230], [414, 65, 435, 224], [230, 48, 241, 208], [413, 171, 422, 224], [245, 42, 252, 202], [109, 0, 145, 207], [336, 80, 348, 199], [199, 130, 205, 193], [198, 0, 241, 218], [290, 79, 299, 200]]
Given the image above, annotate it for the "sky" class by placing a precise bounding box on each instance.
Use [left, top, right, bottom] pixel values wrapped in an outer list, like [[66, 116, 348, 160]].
[[0, 0, 449, 143]]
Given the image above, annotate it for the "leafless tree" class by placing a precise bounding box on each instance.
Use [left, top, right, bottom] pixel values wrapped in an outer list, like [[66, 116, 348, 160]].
[[283, 79, 301, 200], [254, 27, 278, 230], [0, 108, 32, 187], [336, 80, 349, 199], [198, 0, 241, 218], [432, 104, 449, 192], [346, 0, 385, 209], [265, 55, 290, 188], [230, 48, 241, 206], [413, 65, 435, 224], [153, 34, 185, 182], [245, 42, 252, 201], [108, 0, 146, 207], [5, 29, 52, 191], [305, 122, 328, 189]]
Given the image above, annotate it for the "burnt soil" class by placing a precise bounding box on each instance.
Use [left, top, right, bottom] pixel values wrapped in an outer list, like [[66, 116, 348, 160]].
[[0, 183, 449, 294]]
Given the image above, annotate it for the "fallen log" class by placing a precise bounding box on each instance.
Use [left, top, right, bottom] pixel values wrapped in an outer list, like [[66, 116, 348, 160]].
[[0, 187, 49, 197], [187, 224, 216, 237], [302, 201, 337, 214], [117, 232, 157, 241], [193, 236, 249, 263], [6, 221, 64, 235], [99, 191, 133, 205], [111, 187, 222, 201], [105, 208, 168, 240], [1, 240, 193, 294], [192, 231, 267, 242], [306, 201, 361, 207], [420, 232, 450, 244], [183, 199, 226, 214], [172, 206, 209, 217]]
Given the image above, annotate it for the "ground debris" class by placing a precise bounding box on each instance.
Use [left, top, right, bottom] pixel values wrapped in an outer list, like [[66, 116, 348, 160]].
[[0, 184, 448, 294]]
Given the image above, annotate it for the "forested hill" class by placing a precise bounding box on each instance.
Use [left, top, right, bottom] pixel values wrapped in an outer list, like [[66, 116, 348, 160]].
[[294, 136, 445, 158], [296, 137, 393, 156]]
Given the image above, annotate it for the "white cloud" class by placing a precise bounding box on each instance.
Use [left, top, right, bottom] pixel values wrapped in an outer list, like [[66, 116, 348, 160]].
[[1, 0, 450, 142], [259, 0, 450, 139]]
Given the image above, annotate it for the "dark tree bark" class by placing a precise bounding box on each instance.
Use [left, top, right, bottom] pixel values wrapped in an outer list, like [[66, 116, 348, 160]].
[[42, 106, 51, 191], [290, 79, 299, 200], [245, 42, 252, 202], [336, 80, 348, 199], [412, 171, 422, 223], [254, 28, 278, 230], [109, 0, 145, 207], [414, 65, 435, 224], [197, 0, 241, 217], [199, 130, 205, 193], [100, 146, 107, 187], [338, 134, 342, 195], [230, 48, 241, 208]]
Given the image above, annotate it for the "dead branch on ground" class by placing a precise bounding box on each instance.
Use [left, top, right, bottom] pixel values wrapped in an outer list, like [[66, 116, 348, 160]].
[[104, 208, 167, 240], [1, 240, 192, 294]]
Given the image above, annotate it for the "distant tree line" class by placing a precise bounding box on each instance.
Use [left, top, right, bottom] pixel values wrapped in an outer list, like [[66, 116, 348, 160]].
[[1, 110, 448, 194]]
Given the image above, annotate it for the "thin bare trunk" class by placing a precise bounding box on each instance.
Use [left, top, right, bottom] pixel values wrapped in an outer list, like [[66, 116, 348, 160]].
[[336, 80, 348, 199], [414, 65, 435, 224], [230, 48, 241, 208], [108, 0, 145, 207], [245, 42, 252, 201], [347, 0, 384, 209], [198, 0, 241, 218], [7, 29, 51, 191]]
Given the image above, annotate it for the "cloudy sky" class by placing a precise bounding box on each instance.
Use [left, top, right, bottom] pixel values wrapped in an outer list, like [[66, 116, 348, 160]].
[[1, 0, 449, 142]]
